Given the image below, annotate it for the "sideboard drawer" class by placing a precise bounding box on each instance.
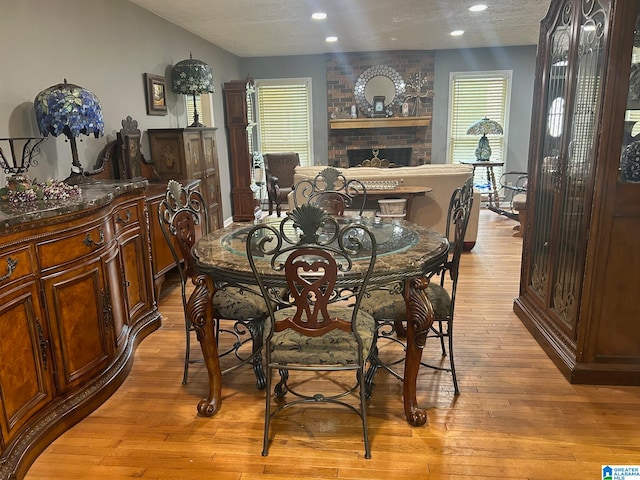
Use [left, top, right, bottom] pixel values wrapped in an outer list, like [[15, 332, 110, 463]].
[[0, 246, 35, 286], [113, 201, 141, 233], [37, 222, 113, 270]]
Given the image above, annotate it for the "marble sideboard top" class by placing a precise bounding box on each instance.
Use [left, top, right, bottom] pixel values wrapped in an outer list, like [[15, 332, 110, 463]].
[[0, 179, 148, 232]]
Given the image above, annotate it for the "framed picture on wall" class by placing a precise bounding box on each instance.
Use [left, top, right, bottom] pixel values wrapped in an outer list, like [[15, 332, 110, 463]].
[[372, 95, 386, 117], [144, 73, 167, 116]]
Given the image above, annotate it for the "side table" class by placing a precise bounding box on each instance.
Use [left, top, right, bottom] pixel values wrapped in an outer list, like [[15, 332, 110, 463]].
[[460, 160, 504, 210]]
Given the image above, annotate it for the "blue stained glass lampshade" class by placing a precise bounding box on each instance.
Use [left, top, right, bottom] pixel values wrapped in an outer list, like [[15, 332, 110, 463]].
[[34, 79, 104, 139], [33, 79, 104, 184]]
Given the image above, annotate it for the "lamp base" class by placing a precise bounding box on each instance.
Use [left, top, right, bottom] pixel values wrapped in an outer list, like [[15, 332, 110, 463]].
[[475, 135, 492, 161], [188, 120, 206, 128], [64, 171, 88, 186]]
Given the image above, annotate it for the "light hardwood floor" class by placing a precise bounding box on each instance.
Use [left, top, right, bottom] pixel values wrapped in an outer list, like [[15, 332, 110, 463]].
[[25, 208, 640, 480]]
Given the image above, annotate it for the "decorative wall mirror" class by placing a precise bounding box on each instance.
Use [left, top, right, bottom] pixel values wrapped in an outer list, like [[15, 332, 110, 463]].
[[354, 65, 406, 117]]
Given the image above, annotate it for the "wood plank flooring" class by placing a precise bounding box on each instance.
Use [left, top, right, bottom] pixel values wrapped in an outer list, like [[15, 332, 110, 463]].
[[25, 208, 640, 480]]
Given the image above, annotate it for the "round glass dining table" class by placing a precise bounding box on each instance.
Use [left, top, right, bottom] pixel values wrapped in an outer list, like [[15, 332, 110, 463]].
[[187, 215, 449, 427]]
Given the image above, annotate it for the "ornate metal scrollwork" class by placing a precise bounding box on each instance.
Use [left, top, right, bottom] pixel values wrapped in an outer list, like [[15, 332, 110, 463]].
[[0, 256, 18, 282], [83, 228, 105, 247], [115, 210, 132, 224], [101, 289, 114, 336], [35, 319, 50, 370]]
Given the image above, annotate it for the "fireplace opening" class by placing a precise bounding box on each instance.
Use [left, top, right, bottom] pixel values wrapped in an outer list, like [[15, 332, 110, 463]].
[[347, 148, 413, 167]]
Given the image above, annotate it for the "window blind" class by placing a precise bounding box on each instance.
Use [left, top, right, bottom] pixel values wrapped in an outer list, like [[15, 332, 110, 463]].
[[186, 94, 213, 127], [449, 72, 510, 189], [186, 95, 201, 126], [256, 80, 312, 167]]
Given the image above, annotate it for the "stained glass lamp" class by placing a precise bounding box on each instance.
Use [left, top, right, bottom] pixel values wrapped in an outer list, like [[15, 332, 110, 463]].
[[34, 79, 104, 184], [171, 53, 214, 127], [467, 117, 504, 161]]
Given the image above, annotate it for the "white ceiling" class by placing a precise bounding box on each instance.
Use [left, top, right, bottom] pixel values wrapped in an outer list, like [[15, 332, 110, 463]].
[[128, 0, 550, 57]]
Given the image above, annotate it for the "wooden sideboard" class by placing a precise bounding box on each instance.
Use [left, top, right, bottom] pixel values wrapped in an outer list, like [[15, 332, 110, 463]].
[[0, 181, 161, 479]]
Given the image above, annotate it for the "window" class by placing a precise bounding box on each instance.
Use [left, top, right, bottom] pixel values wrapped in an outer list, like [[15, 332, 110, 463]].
[[448, 71, 511, 187], [255, 78, 312, 167]]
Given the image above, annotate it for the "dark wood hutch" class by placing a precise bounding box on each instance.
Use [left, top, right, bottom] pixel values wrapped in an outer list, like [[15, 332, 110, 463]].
[[514, 0, 640, 385]]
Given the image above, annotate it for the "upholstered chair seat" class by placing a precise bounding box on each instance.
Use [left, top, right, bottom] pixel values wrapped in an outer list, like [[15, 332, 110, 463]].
[[360, 283, 451, 324], [214, 287, 270, 320], [267, 306, 376, 365]]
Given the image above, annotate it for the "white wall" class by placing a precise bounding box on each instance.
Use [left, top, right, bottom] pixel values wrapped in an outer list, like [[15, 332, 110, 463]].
[[0, 0, 243, 220]]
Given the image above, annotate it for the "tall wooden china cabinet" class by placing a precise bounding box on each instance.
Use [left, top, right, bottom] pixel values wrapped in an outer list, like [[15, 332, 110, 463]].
[[223, 79, 261, 222], [514, 0, 640, 384], [147, 128, 224, 230]]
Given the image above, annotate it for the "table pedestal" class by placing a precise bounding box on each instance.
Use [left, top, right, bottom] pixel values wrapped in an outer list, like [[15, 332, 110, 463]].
[[403, 276, 436, 426]]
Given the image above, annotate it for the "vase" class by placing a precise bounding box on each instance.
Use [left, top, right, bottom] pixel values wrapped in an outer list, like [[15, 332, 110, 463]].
[[620, 139, 640, 182]]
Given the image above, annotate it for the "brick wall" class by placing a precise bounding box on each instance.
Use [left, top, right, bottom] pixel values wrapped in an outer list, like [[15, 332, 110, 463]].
[[326, 51, 435, 167]]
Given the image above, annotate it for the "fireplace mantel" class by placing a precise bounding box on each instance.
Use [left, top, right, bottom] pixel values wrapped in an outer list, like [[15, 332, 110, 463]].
[[329, 116, 431, 130]]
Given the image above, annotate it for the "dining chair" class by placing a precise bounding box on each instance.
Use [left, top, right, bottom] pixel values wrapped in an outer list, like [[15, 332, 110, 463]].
[[263, 152, 300, 216], [158, 180, 268, 385], [360, 176, 474, 395], [246, 203, 378, 458], [292, 166, 367, 216]]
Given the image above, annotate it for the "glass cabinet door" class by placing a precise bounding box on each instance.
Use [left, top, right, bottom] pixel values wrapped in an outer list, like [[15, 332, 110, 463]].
[[529, 0, 608, 336], [620, 6, 640, 183], [529, 0, 573, 308]]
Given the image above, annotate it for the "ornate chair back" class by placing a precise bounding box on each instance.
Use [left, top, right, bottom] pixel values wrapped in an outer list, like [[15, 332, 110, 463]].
[[293, 166, 367, 216], [158, 180, 208, 283], [443, 175, 474, 286], [245, 203, 378, 458]]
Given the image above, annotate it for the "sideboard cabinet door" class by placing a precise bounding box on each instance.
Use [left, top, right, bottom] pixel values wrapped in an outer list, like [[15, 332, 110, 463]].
[[0, 281, 55, 447], [42, 256, 114, 394]]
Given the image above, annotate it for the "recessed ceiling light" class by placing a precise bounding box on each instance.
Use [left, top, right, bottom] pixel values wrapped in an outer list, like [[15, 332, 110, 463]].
[[450, 30, 465, 36], [312, 12, 327, 20], [325, 36, 338, 43], [469, 4, 488, 12]]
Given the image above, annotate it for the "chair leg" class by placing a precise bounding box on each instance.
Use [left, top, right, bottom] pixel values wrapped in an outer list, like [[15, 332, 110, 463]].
[[262, 365, 273, 456], [247, 318, 266, 390], [448, 320, 459, 394], [274, 369, 289, 398], [364, 343, 380, 399], [437, 319, 446, 356], [182, 317, 191, 385], [358, 367, 372, 459]]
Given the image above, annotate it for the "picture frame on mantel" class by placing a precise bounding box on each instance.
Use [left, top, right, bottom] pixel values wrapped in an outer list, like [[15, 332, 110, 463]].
[[372, 95, 386, 118], [144, 73, 167, 116]]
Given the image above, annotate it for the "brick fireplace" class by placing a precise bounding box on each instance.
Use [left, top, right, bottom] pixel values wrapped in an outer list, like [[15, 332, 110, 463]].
[[326, 51, 435, 168]]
